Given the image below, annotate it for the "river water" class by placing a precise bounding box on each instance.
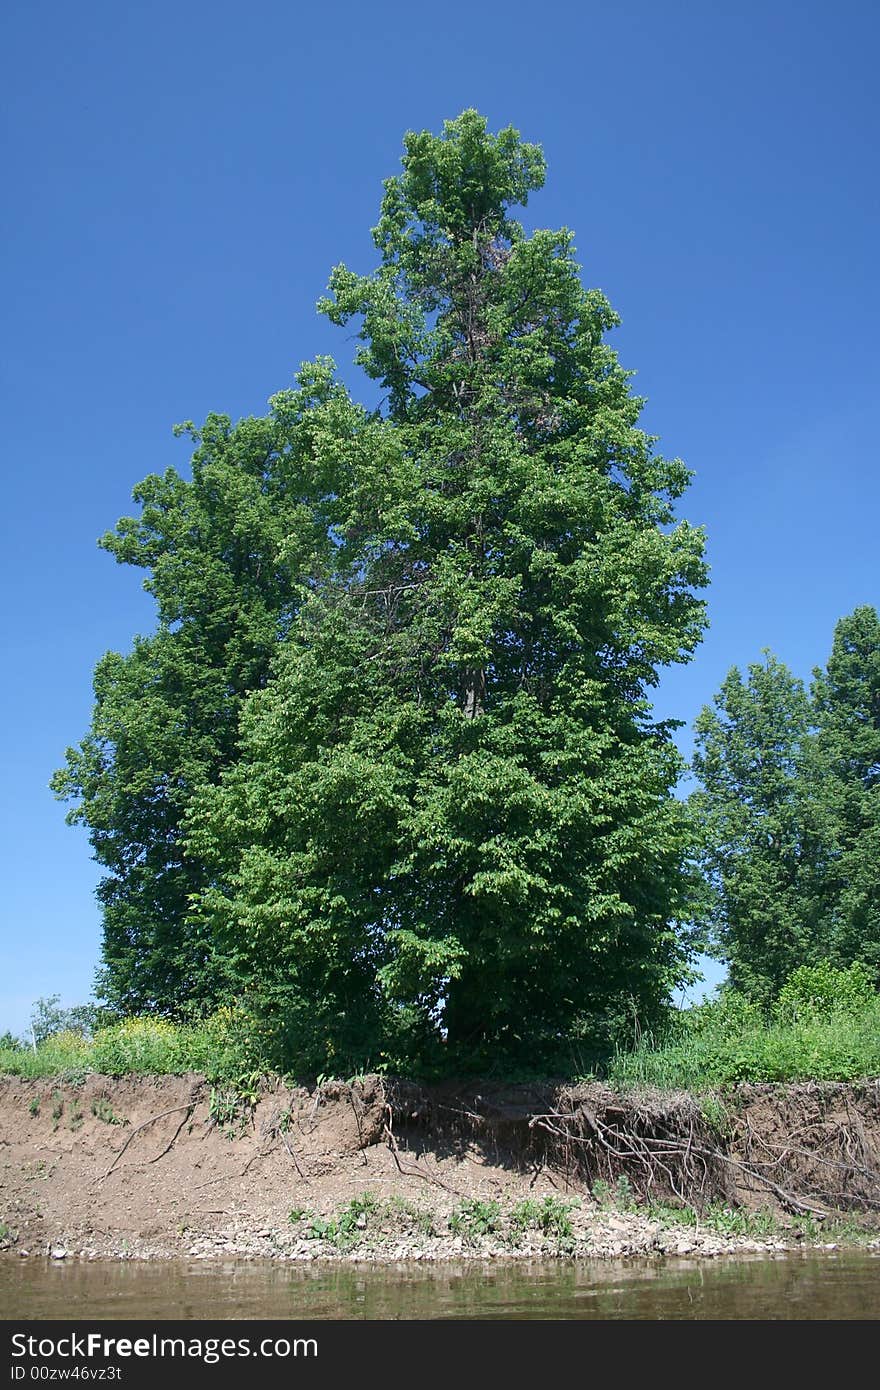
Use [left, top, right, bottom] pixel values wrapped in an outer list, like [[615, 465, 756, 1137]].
[[2, 1252, 879, 1319]]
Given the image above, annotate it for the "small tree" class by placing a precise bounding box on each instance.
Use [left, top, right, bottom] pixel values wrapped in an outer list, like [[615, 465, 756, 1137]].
[[808, 605, 880, 975], [690, 653, 815, 1001], [691, 610, 880, 1001], [29, 995, 98, 1046]]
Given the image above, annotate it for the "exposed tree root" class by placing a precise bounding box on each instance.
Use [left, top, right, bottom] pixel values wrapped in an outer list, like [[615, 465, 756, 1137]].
[[383, 1080, 880, 1218], [97, 1104, 195, 1182]]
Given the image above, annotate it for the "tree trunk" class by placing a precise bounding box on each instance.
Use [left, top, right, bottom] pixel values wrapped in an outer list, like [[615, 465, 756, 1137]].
[[462, 666, 485, 719]]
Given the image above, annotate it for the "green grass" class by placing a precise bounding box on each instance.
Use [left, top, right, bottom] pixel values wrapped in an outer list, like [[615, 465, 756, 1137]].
[[639, 1202, 877, 1244], [604, 994, 880, 1090], [91, 1096, 128, 1126], [0, 1010, 264, 1082], [603, 969, 880, 1090], [289, 1195, 585, 1253]]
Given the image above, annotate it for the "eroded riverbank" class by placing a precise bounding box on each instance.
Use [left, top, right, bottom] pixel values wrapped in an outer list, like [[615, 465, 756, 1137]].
[[1, 1073, 879, 1264]]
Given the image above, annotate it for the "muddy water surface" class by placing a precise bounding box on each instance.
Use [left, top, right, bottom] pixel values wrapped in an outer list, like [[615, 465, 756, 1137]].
[[2, 1252, 879, 1319]]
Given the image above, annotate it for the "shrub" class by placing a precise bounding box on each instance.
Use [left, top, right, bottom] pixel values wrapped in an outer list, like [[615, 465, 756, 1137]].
[[775, 961, 875, 1023], [448, 1199, 503, 1241], [90, 1018, 187, 1075], [509, 1195, 578, 1246], [303, 1194, 379, 1250]]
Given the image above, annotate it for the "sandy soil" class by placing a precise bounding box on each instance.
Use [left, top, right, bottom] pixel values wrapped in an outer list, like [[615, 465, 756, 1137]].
[[1, 1073, 878, 1264]]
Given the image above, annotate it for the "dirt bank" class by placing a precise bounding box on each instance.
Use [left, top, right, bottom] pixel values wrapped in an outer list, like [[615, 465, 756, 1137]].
[[1, 1074, 878, 1263]]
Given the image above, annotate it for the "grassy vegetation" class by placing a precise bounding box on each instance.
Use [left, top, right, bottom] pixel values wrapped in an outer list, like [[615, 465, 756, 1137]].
[[638, 1201, 875, 1244], [280, 1191, 877, 1254], [284, 1193, 583, 1253], [1, 964, 878, 1091], [508, 1196, 580, 1249], [0, 1010, 263, 1083], [604, 965, 880, 1090], [91, 1096, 128, 1126]]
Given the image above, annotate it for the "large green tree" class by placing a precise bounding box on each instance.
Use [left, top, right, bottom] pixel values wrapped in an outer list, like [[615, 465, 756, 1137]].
[[52, 363, 371, 1013], [186, 111, 708, 1069]]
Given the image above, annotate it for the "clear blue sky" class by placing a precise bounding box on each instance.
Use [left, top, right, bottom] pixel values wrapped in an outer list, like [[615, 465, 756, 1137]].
[[2, 2, 877, 1033]]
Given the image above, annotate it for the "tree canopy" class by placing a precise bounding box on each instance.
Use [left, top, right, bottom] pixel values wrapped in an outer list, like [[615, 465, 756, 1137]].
[[51, 364, 365, 1013], [56, 111, 709, 1071], [690, 653, 815, 1001], [809, 606, 880, 973], [690, 606, 880, 1001]]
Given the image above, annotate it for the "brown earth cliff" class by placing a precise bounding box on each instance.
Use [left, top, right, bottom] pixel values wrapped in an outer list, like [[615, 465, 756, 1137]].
[[1, 1074, 879, 1263]]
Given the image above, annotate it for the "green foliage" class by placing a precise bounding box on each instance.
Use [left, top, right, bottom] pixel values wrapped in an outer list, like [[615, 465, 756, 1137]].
[[0, 1008, 263, 1081], [303, 1193, 380, 1250], [52, 363, 366, 1016], [613, 1174, 635, 1210], [775, 961, 875, 1023], [448, 1198, 503, 1241], [28, 996, 100, 1046], [509, 1195, 579, 1247], [3, 970, 877, 1090], [591, 1174, 636, 1211], [807, 606, 880, 975], [681, 988, 764, 1040], [54, 111, 708, 1071], [185, 109, 707, 1072], [606, 978, 880, 1088], [696, 1093, 731, 1137], [690, 653, 814, 1001], [23, 1032, 90, 1080], [208, 1086, 253, 1138], [91, 1096, 127, 1126], [52, 112, 880, 1081], [700, 1204, 777, 1238], [91, 1018, 209, 1075], [642, 1200, 779, 1237], [294, 1195, 437, 1246], [690, 607, 880, 1001], [643, 1198, 697, 1227], [206, 1073, 262, 1136], [385, 1196, 437, 1238]]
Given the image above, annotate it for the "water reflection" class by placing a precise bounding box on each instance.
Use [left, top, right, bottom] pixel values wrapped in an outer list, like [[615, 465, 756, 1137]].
[[2, 1252, 879, 1320]]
